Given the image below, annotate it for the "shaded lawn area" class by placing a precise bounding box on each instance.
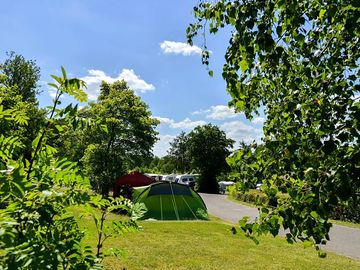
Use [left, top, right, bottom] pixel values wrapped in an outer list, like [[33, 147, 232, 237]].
[[71, 206, 360, 270]]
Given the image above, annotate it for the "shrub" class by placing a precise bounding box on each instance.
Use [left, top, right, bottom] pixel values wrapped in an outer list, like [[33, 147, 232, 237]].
[[230, 186, 360, 224], [330, 203, 360, 223]]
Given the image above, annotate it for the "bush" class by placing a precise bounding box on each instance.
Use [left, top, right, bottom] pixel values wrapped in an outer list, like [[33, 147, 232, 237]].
[[229, 186, 360, 224], [228, 185, 290, 207], [330, 203, 360, 223], [229, 186, 269, 206]]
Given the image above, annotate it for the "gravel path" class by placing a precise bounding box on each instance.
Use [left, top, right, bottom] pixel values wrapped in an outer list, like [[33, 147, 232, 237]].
[[200, 193, 360, 260]]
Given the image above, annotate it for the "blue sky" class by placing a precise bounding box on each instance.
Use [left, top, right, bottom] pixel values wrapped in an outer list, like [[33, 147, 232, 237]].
[[0, 0, 265, 156]]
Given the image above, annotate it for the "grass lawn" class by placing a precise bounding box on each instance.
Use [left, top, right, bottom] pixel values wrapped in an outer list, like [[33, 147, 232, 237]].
[[71, 206, 360, 270]]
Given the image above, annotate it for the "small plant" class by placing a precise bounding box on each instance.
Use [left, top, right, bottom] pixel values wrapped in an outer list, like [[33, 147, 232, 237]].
[[196, 208, 209, 220], [84, 195, 146, 263]]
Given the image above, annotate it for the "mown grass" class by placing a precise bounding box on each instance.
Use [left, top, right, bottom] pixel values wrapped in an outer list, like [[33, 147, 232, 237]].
[[71, 206, 360, 270]]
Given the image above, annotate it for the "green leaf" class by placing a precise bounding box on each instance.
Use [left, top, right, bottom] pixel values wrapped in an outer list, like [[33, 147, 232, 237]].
[[240, 59, 249, 72], [131, 202, 147, 221], [303, 240, 314, 248], [47, 83, 59, 89], [51, 75, 63, 85], [310, 211, 318, 219], [319, 9, 326, 20], [61, 66, 67, 80], [55, 125, 63, 132], [31, 133, 42, 150]]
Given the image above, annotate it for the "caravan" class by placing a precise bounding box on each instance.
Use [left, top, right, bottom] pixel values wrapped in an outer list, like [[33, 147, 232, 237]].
[[145, 173, 163, 182], [174, 174, 199, 188], [161, 174, 176, 182]]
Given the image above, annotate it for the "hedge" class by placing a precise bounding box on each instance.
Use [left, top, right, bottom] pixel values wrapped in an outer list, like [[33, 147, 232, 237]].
[[228, 186, 360, 224]]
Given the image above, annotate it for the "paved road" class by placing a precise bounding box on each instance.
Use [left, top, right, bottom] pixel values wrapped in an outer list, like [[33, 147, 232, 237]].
[[200, 193, 360, 260]]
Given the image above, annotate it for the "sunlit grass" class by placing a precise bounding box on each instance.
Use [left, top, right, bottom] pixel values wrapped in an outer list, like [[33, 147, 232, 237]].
[[70, 206, 360, 270]]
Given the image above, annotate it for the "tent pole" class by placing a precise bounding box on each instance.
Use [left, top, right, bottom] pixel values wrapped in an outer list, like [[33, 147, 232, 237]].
[[181, 195, 197, 220]]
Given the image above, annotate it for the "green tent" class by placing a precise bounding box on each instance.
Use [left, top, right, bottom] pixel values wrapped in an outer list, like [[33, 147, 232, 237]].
[[133, 182, 207, 220]]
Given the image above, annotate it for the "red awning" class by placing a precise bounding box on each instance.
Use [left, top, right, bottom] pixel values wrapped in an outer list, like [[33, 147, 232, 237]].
[[113, 172, 154, 197]]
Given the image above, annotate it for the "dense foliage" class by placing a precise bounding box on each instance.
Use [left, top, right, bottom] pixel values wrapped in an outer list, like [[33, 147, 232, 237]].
[[0, 66, 143, 269], [80, 81, 159, 195], [1, 51, 40, 103], [227, 142, 267, 189], [0, 68, 100, 269], [140, 155, 178, 175], [187, 0, 360, 252], [187, 124, 234, 193], [168, 131, 191, 173], [0, 52, 46, 162]]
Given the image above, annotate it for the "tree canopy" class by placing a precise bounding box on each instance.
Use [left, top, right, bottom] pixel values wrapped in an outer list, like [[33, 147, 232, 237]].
[[187, 124, 234, 193], [0, 52, 46, 162], [81, 80, 159, 195], [1, 51, 40, 103], [187, 0, 360, 251], [168, 131, 191, 173]]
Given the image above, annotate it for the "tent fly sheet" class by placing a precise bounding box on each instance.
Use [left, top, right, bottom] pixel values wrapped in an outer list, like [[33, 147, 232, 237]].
[[133, 182, 207, 220]]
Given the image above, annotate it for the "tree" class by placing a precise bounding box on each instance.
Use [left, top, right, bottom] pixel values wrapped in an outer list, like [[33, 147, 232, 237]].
[[0, 52, 46, 161], [187, 0, 360, 251], [187, 124, 234, 193], [168, 131, 191, 172], [81, 80, 159, 195], [0, 68, 100, 269], [157, 155, 178, 174], [1, 51, 40, 103]]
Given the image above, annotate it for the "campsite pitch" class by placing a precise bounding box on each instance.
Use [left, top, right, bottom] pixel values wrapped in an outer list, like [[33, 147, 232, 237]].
[[71, 206, 360, 270]]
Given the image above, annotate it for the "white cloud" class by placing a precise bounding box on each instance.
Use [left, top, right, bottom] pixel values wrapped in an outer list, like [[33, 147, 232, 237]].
[[152, 134, 175, 157], [154, 116, 206, 130], [191, 108, 211, 115], [48, 88, 57, 98], [220, 121, 263, 144], [80, 69, 155, 100], [206, 105, 239, 120], [160, 40, 202, 56], [118, 69, 155, 93], [170, 118, 206, 129], [192, 105, 241, 120], [153, 116, 174, 125], [251, 117, 266, 125]]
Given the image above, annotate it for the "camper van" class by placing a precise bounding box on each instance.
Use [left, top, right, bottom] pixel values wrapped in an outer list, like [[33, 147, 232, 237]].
[[175, 174, 198, 188], [145, 173, 162, 182], [161, 174, 176, 182]]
